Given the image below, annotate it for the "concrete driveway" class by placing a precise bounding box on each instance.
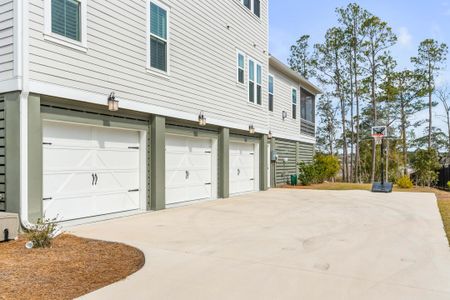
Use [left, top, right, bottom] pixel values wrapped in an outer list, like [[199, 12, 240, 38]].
[[72, 189, 450, 300]]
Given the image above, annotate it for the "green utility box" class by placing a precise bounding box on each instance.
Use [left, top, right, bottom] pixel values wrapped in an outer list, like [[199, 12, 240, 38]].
[[290, 175, 298, 186]]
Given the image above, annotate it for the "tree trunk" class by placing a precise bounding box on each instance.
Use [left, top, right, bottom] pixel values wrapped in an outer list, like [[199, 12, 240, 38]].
[[370, 56, 377, 183], [354, 52, 360, 183], [428, 63, 433, 150], [349, 54, 355, 183], [400, 97, 408, 175]]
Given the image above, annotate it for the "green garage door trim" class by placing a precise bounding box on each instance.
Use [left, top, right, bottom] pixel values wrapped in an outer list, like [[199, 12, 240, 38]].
[[274, 138, 314, 186], [0, 95, 5, 212]]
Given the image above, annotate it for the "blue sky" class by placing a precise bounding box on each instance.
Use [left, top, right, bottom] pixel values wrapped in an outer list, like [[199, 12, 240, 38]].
[[269, 0, 450, 135]]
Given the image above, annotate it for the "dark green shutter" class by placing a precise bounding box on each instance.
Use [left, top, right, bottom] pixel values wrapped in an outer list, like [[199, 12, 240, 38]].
[[254, 0, 260, 17], [52, 0, 81, 41]]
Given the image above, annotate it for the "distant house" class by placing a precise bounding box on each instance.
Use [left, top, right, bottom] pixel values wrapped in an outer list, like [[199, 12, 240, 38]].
[[0, 0, 320, 225]]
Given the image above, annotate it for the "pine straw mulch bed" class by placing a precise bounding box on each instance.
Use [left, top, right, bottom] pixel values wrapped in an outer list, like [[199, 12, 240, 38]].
[[0, 234, 145, 300]]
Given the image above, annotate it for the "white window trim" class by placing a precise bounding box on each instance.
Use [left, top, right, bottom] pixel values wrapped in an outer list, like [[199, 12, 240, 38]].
[[292, 87, 298, 119], [44, 0, 88, 52], [146, 0, 171, 76], [236, 50, 245, 85], [238, 0, 261, 18], [268, 73, 274, 112], [248, 57, 262, 106]]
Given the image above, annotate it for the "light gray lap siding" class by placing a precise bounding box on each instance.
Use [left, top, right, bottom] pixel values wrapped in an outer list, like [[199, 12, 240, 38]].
[[0, 0, 14, 81], [28, 0, 270, 130]]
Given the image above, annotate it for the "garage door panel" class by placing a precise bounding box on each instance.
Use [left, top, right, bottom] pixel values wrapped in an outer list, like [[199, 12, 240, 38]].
[[43, 172, 94, 198], [94, 171, 139, 192], [43, 148, 94, 171], [94, 127, 140, 149], [96, 149, 140, 170], [43, 122, 93, 148], [166, 134, 214, 205], [43, 121, 143, 222], [229, 142, 256, 195], [166, 152, 190, 169]]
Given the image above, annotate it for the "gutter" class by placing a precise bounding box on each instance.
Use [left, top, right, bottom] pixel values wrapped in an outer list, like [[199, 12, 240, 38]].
[[17, 0, 33, 230]]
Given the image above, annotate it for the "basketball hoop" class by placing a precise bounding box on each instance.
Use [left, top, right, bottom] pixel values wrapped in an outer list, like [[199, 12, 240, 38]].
[[371, 126, 386, 145], [373, 134, 383, 145]]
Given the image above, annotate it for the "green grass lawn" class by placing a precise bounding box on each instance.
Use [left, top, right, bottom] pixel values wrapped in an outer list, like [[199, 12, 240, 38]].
[[283, 182, 450, 246]]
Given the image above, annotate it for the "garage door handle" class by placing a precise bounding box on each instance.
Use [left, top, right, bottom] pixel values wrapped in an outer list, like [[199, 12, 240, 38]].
[[94, 173, 98, 185], [185, 170, 190, 179], [91, 173, 95, 185], [237, 169, 240, 176]]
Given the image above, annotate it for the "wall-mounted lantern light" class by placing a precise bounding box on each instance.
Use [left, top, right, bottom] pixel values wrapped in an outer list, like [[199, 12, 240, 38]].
[[268, 130, 273, 139], [282, 111, 288, 121], [249, 124, 255, 134], [107, 92, 119, 112], [198, 111, 207, 126]]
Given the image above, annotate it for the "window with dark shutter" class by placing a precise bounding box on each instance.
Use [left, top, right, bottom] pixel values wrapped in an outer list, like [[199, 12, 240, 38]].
[[150, 2, 168, 72], [237, 52, 245, 84], [268, 75, 274, 112], [292, 88, 297, 119], [256, 64, 262, 105], [253, 0, 260, 17], [243, 0, 251, 10], [249, 59, 255, 103], [51, 0, 81, 41]]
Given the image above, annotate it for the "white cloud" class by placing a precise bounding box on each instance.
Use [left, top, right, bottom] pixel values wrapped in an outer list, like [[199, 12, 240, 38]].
[[398, 27, 412, 47]]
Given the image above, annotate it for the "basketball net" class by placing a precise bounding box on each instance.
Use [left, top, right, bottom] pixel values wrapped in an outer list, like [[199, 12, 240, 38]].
[[372, 134, 383, 145]]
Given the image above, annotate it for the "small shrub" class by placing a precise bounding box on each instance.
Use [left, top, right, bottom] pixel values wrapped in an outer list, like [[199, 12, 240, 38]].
[[447, 181, 450, 190], [396, 175, 413, 189], [298, 162, 317, 186], [25, 216, 60, 248], [314, 154, 340, 183]]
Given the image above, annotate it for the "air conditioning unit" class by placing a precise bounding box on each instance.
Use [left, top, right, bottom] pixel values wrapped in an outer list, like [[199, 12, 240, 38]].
[[0, 213, 19, 242]]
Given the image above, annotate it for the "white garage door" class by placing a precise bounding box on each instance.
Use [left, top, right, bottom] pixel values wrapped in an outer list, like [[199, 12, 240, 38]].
[[166, 135, 213, 205], [230, 142, 257, 195], [43, 121, 142, 222]]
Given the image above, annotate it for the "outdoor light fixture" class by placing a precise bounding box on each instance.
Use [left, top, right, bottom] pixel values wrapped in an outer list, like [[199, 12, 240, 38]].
[[198, 111, 207, 126], [268, 130, 273, 139], [249, 125, 255, 134], [107, 92, 119, 112], [282, 111, 288, 120]]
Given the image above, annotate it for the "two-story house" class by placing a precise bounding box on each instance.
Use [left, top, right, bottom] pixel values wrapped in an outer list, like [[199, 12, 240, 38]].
[[0, 0, 320, 226]]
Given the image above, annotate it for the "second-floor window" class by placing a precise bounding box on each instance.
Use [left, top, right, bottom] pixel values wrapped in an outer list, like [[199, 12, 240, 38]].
[[51, 0, 81, 41], [149, 1, 169, 72], [301, 89, 315, 123], [248, 58, 262, 105], [240, 0, 261, 17], [292, 88, 297, 119], [268, 75, 274, 112], [237, 52, 245, 84]]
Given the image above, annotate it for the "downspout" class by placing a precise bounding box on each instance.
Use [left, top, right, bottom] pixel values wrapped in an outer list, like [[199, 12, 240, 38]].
[[17, 0, 33, 229]]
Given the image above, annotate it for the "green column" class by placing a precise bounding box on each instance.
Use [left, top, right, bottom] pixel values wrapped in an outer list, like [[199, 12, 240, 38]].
[[4, 92, 20, 214], [271, 137, 276, 187], [218, 127, 229, 198], [28, 94, 42, 222], [151, 115, 165, 211], [259, 134, 268, 191]]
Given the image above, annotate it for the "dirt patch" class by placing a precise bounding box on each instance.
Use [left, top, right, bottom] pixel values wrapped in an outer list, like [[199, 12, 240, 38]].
[[0, 234, 145, 300]]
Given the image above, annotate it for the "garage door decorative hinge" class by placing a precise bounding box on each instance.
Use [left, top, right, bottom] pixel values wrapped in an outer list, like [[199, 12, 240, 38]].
[[205, 183, 212, 185], [250, 178, 255, 181], [205, 151, 212, 153], [128, 146, 139, 149], [128, 189, 139, 192], [43, 142, 52, 146], [250, 153, 255, 155], [43, 197, 53, 201]]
